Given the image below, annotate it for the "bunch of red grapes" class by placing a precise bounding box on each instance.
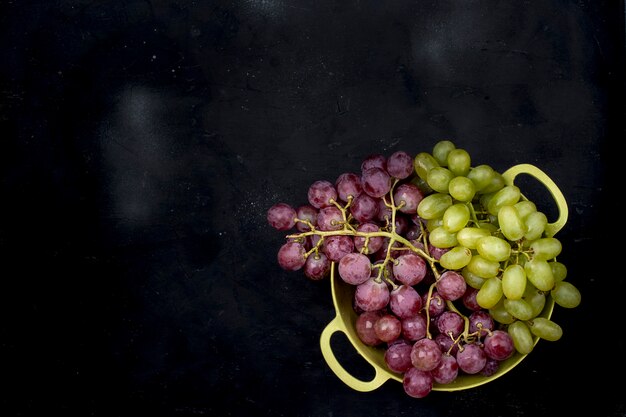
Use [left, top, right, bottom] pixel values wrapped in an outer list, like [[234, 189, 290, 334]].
[[266, 141, 580, 398]]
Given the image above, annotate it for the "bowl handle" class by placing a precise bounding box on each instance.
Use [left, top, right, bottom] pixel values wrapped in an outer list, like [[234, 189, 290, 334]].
[[501, 163, 568, 237], [319, 316, 392, 392]]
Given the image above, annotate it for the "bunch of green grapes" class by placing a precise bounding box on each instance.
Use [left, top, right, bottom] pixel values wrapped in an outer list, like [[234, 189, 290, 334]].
[[413, 140, 581, 355]]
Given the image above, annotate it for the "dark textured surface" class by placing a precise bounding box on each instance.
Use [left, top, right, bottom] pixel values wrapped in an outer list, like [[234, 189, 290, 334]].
[[0, 1, 623, 416]]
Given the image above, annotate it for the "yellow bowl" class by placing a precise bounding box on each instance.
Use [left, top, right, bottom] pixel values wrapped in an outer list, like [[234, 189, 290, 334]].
[[319, 164, 569, 392]]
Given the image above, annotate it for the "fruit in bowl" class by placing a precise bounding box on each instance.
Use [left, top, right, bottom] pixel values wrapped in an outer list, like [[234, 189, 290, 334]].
[[267, 140, 581, 398]]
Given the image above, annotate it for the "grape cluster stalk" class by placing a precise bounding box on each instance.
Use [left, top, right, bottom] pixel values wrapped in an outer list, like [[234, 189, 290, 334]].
[[267, 140, 581, 398]]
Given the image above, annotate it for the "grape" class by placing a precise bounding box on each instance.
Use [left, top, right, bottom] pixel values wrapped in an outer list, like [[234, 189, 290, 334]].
[[277, 241, 306, 271], [389, 285, 423, 319], [361, 167, 392, 198], [498, 205, 527, 241], [350, 193, 379, 223], [456, 227, 491, 249], [456, 343, 486, 374], [503, 298, 534, 321], [267, 203, 297, 231], [436, 311, 464, 338], [393, 253, 427, 286], [514, 200, 537, 219], [524, 259, 555, 292], [528, 317, 563, 341], [435, 332, 459, 355], [467, 164, 495, 192], [523, 211, 547, 240], [476, 236, 511, 263], [487, 185, 521, 216], [439, 246, 472, 270], [387, 151, 414, 179], [354, 278, 390, 312], [384, 340, 413, 373], [295, 205, 318, 232], [476, 277, 503, 309], [338, 252, 372, 285], [417, 192, 452, 219], [489, 300, 516, 325], [467, 255, 500, 279], [551, 281, 581, 308], [447, 148, 471, 176], [316, 206, 343, 231], [502, 264, 527, 300], [304, 253, 330, 280], [423, 291, 446, 317], [448, 176, 476, 202], [335, 172, 363, 202], [432, 140, 455, 166], [354, 222, 384, 254], [427, 166, 455, 193], [428, 226, 458, 248], [508, 320, 534, 355], [307, 180, 338, 209], [550, 261, 568, 282], [437, 271, 467, 301], [431, 353, 459, 384], [410, 338, 442, 371], [361, 154, 387, 172], [483, 330, 515, 361], [461, 287, 481, 311], [469, 310, 494, 337], [401, 313, 428, 341], [322, 235, 354, 262], [530, 237, 562, 261], [393, 183, 424, 214], [480, 358, 500, 376], [403, 367, 433, 398], [442, 203, 470, 233], [374, 314, 402, 342], [355, 310, 383, 346]]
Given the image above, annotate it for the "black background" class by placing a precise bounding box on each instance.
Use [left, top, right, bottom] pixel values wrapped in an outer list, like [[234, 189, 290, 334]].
[[1, 1, 624, 416]]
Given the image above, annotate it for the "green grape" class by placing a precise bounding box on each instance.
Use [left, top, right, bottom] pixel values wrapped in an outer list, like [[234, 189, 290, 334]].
[[487, 185, 521, 216], [530, 237, 562, 261], [414, 152, 440, 180], [481, 171, 506, 194], [429, 226, 458, 248], [442, 203, 470, 233], [501, 264, 526, 300], [462, 268, 488, 289], [514, 200, 537, 220], [410, 175, 434, 195], [476, 236, 511, 262], [432, 140, 456, 166], [466, 255, 500, 278], [550, 261, 568, 282], [498, 205, 527, 241], [503, 298, 534, 321], [448, 176, 476, 202], [528, 317, 563, 341], [447, 148, 471, 176], [427, 167, 455, 193], [508, 320, 534, 354], [489, 300, 516, 324], [417, 193, 453, 219], [551, 281, 581, 308], [439, 246, 472, 270], [467, 164, 495, 192], [524, 258, 555, 291], [524, 288, 546, 317], [456, 227, 491, 249], [524, 211, 548, 241], [476, 221, 498, 233], [476, 276, 503, 309], [426, 217, 443, 232]]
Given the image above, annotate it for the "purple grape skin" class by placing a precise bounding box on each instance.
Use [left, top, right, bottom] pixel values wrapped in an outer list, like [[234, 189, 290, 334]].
[[322, 235, 354, 262], [428, 244, 450, 261], [435, 332, 459, 356], [401, 314, 428, 341], [483, 330, 515, 361], [354, 223, 384, 254], [436, 311, 464, 338], [361, 154, 387, 172], [307, 180, 337, 209], [393, 183, 424, 214], [384, 340, 413, 373], [386, 150, 414, 179], [303, 253, 330, 281], [481, 358, 500, 376], [335, 172, 363, 202], [431, 353, 459, 384], [393, 253, 427, 286], [295, 205, 318, 232], [267, 203, 297, 231], [423, 291, 446, 317], [462, 287, 481, 311], [403, 367, 433, 399], [316, 206, 343, 231], [374, 314, 402, 343], [277, 241, 306, 271], [394, 214, 409, 235], [376, 198, 392, 223], [354, 278, 390, 312], [456, 343, 487, 374], [361, 167, 392, 198], [410, 338, 443, 371], [469, 310, 494, 338], [350, 193, 380, 223], [437, 271, 467, 301], [355, 310, 383, 346], [389, 285, 423, 319], [338, 253, 372, 285]]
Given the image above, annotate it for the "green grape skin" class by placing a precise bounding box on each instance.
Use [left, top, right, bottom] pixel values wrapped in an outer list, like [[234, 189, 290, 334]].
[[448, 176, 476, 202], [427, 167, 455, 193], [501, 264, 526, 300], [550, 261, 568, 282], [456, 227, 492, 249], [489, 300, 516, 324], [447, 148, 471, 176], [524, 287, 546, 317], [503, 298, 534, 321], [528, 317, 563, 341], [462, 268, 488, 289], [551, 281, 581, 308], [508, 320, 534, 355], [426, 217, 443, 232], [442, 203, 470, 233], [439, 246, 472, 270], [530, 237, 562, 261], [514, 200, 537, 220], [498, 205, 527, 241], [487, 185, 521, 216], [466, 255, 500, 278], [524, 211, 548, 241], [432, 140, 456, 166], [481, 172, 506, 194], [414, 152, 440, 180], [418, 193, 453, 219], [410, 175, 434, 195], [476, 236, 511, 262], [524, 259, 555, 292], [476, 221, 498, 234], [467, 164, 495, 192], [476, 276, 503, 309], [429, 226, 459, 248]]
